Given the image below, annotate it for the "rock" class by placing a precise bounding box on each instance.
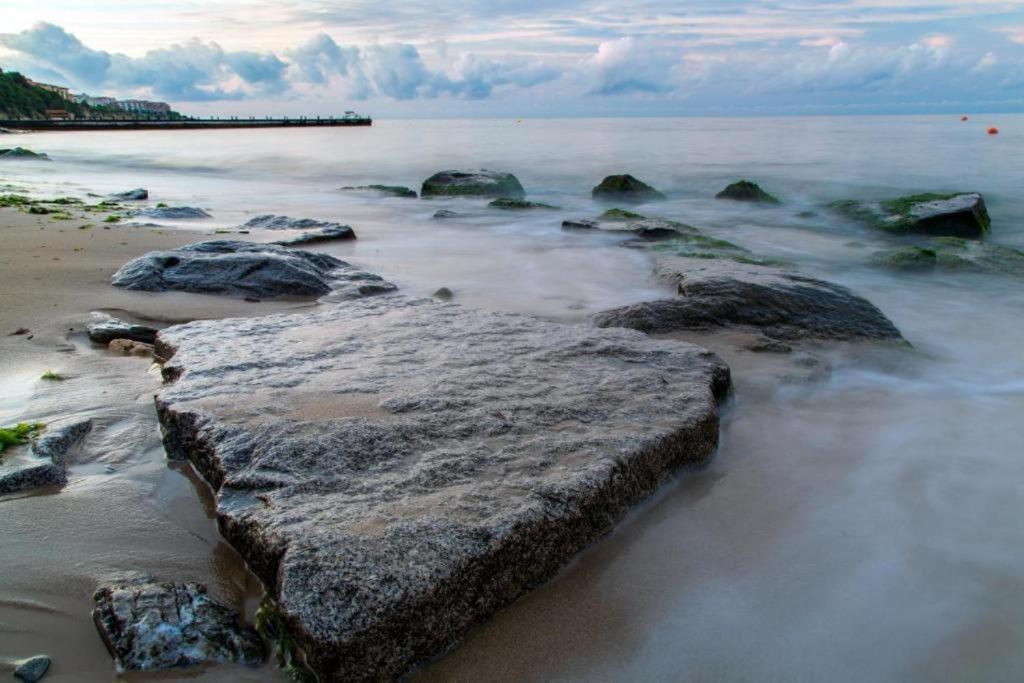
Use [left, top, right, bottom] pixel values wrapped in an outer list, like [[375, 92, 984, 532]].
[[871, 237, 1024, 276], [111, 241, 396, 299], [594, 257, 902, 341], [274, 227, 357, 246], [9, 327, 30, 336], [488, 198, 557, 210], [591, 174, 666, 203], [562, 217, 692, 240], [13, 655, 50, 682], [870, 246, 940, 271], [154, 296, 730, 681], [715, 180, 780, 204], [243, 215, 357, 246], [0, 420, 92, 494], [432, 286, 454, 300], [92, 577, 264, 671], [0, 147, 50, 160], [420, 170, 525, 199], [432, 209, 462, 219], [831, 192, 990, 238], [110, 188, 148, 201], [598, 208, 645, 221], [109, 339, 155, 357], [88, 317, 158, 345], [340, 185, 417, 198], [134, 206, 211, 220]]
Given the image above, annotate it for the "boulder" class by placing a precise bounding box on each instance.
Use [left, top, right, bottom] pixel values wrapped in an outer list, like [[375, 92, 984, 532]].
[[420, 170, 525, 199], [111, 241, 395, 299], [13, 655, 50, 682], [0, 147, 49, 160], [831, 192, 990, 238], [591, 174, 666, 203], [340, 185, 417, 198], [92, 577, 264, 671], [154, 296, 730, 681], [135, 206, 211, 220], [594, 257, 902, 341], [715, 180, 779, 204], [110, 188, 149, 201], [0, 420, 92, 494], [488, 198, 558, 210], [88, 317, 158, 345]]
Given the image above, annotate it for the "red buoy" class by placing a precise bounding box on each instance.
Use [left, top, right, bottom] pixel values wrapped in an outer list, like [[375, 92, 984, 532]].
[[960, 115, 968, 121], [988, 127, 999, 135]]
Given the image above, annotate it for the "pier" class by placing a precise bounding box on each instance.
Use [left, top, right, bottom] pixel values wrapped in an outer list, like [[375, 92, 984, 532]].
[[0, 116, 372, 131]]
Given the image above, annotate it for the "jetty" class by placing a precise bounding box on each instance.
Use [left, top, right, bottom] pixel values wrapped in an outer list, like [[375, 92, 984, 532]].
[[0, 116, 371, 131]]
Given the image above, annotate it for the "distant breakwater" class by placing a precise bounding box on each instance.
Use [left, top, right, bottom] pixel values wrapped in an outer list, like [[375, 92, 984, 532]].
[[0, 117, 372, 131]]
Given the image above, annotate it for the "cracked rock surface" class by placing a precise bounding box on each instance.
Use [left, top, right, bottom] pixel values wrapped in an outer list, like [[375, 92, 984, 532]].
[[154, 296, 729, 681]]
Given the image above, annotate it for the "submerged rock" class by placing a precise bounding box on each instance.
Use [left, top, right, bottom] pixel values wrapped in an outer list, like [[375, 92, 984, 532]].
[[110, 188, 148, 201], [111, 241, 395, 299], [591, 174, 666, 203], [88, 317, 158, 345], [13, 655, 50, 682], [154, 296, 730, 681], [488, 198, 558, 210], [432, 209, 462, 219], [562, 216, 692, 240], [432, 286, 454, 300], [594, 257, 902, 341], [135, 206, 211, 220], [92, 577, 264, 672], [0, 420, 92, 494], [716, 180, 780, 204], [598, 208, 645, 221], [340, 184, 417, 198], [0, 147, 50, 160], [871, 237, 1024, 276], [831, 192, 990, 238], [420, 170, 525, 199], [243, 215, 357, 245]]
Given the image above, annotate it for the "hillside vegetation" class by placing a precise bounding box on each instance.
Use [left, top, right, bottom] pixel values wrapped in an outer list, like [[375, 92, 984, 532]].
[[0, 70, 88, 119]]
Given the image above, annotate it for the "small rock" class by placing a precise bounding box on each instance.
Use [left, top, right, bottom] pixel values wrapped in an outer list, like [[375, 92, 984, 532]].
[[340, 184, 417, 198], [591, 174, 666, 203], [432, 209, 462, 219], [108, 339, 155, 357], [715, 180, 780, 204], [433, 287, 454, 300], [13, 655, 50, 682], [421, 170, 525, 199], [88, 318, 158, 345], [134, 206, 211, 220], [488, 198, 558, 210], [110, 188, 148, 201]]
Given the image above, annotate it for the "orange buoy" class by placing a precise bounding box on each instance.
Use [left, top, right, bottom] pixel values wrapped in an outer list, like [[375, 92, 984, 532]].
[[988, 127, 999, 135], [960, 115, 968, 121]]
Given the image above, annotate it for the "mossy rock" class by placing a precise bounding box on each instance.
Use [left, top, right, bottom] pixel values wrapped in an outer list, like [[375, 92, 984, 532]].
[[421, 170, 525, 199], [488, 198, 558, 210], [0, 147, 50, 160], [871, 247, 939, 271], [832, 192, 990, 238], [715, 180, 780, 204], [871, 239, 1024, 276], [598, 208, 645, 221], [591, 174, 666, 203]]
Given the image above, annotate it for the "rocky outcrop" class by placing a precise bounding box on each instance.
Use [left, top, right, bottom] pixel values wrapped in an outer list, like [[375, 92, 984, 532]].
[[0, 147, 49, 160], [488, 198, 558, 210], [88, 317, 158, 345], [594, 257, 902, 341], [340, 185, 417, 198], [154, 296, 730, 681], [715, 180, 779, 204], [92, 576, 263, 672], [135, 206, 211, 220], [0, 420, 92, 494], [871, 237, 1024, 276], [591, 174, 666, 203], [420, 170, 525, 199], [831, 192, 990, 238], [243, 215, 357, 245], [110, 188, 148, 201], [111, 241, 395, 299]]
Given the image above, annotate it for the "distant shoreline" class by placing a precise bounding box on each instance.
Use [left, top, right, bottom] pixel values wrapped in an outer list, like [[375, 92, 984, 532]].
[[0, 117, 372, 131]]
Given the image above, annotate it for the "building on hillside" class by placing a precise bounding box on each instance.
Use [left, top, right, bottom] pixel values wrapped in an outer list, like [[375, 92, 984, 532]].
[[115, 99, 171, 115], [27, 79, 72, 101]]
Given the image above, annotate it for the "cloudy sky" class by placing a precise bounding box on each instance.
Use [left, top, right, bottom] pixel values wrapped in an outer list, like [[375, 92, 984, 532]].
[[2, 0, 1023, 117]]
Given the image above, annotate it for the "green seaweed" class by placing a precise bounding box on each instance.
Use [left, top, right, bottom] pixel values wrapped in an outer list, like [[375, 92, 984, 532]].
[[48, 197, 83, 205], [40, 369, 64, 381], [0, 194, 35, 207], [256, 599, 316, 683], [155, 202, 169, 208], [103, 215, 122, 223], [488, 198, 558, 210], [0, 422, 45, 457]]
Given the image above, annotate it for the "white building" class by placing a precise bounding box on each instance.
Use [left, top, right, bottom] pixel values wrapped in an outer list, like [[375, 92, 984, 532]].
[[114, 99, 172, 115]]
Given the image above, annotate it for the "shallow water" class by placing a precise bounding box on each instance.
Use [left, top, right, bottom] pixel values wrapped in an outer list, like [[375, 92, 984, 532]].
[[1, 115, 1023, 680]]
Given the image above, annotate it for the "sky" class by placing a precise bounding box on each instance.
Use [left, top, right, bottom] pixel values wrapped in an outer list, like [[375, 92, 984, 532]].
[[2, 0, 1023, 117]]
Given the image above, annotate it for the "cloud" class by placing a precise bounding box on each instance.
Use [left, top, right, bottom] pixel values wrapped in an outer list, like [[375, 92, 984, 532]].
[[584, 37, 678, 95]]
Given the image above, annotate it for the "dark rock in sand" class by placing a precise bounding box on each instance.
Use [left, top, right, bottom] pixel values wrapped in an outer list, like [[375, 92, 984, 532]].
[[275, 227, 357, 246], [432, 286, 454, 300], [92, 576, 264, 671], [135, 206, 211, 220], [88, 317, 158, 345], [111, 241, 394, 299], [432, 209, 462, 219], [0, 420, 92, 494], [716, 180, 779, 204], [243, 215, 357, 246], [591, 174, 666, 203], [0, 147, 50, 160], [340, 185, 417, 198], [831, 192, 990, 238], [13, 655, 50, 682], [488, 198, 558, 210], [110, 188, 149, 201], [594, 257, 902, 341], [421, 170, 525, 199], [154, 296, 730, 681]]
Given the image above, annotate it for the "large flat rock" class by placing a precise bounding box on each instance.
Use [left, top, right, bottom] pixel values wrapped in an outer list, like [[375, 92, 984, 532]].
[[594, 257, 903, 341], [154, 297, 730, 681]]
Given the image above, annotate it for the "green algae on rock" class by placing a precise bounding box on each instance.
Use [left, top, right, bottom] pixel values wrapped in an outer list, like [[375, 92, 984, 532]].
[[340, 185, 417, 198], [421, 170, 525, 199], [715, 180, 780, 204], [591, 174, 666, 203], [488, 197, 558, 210], [831, 192, 990, 238], [598, 208, 646, 221]]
